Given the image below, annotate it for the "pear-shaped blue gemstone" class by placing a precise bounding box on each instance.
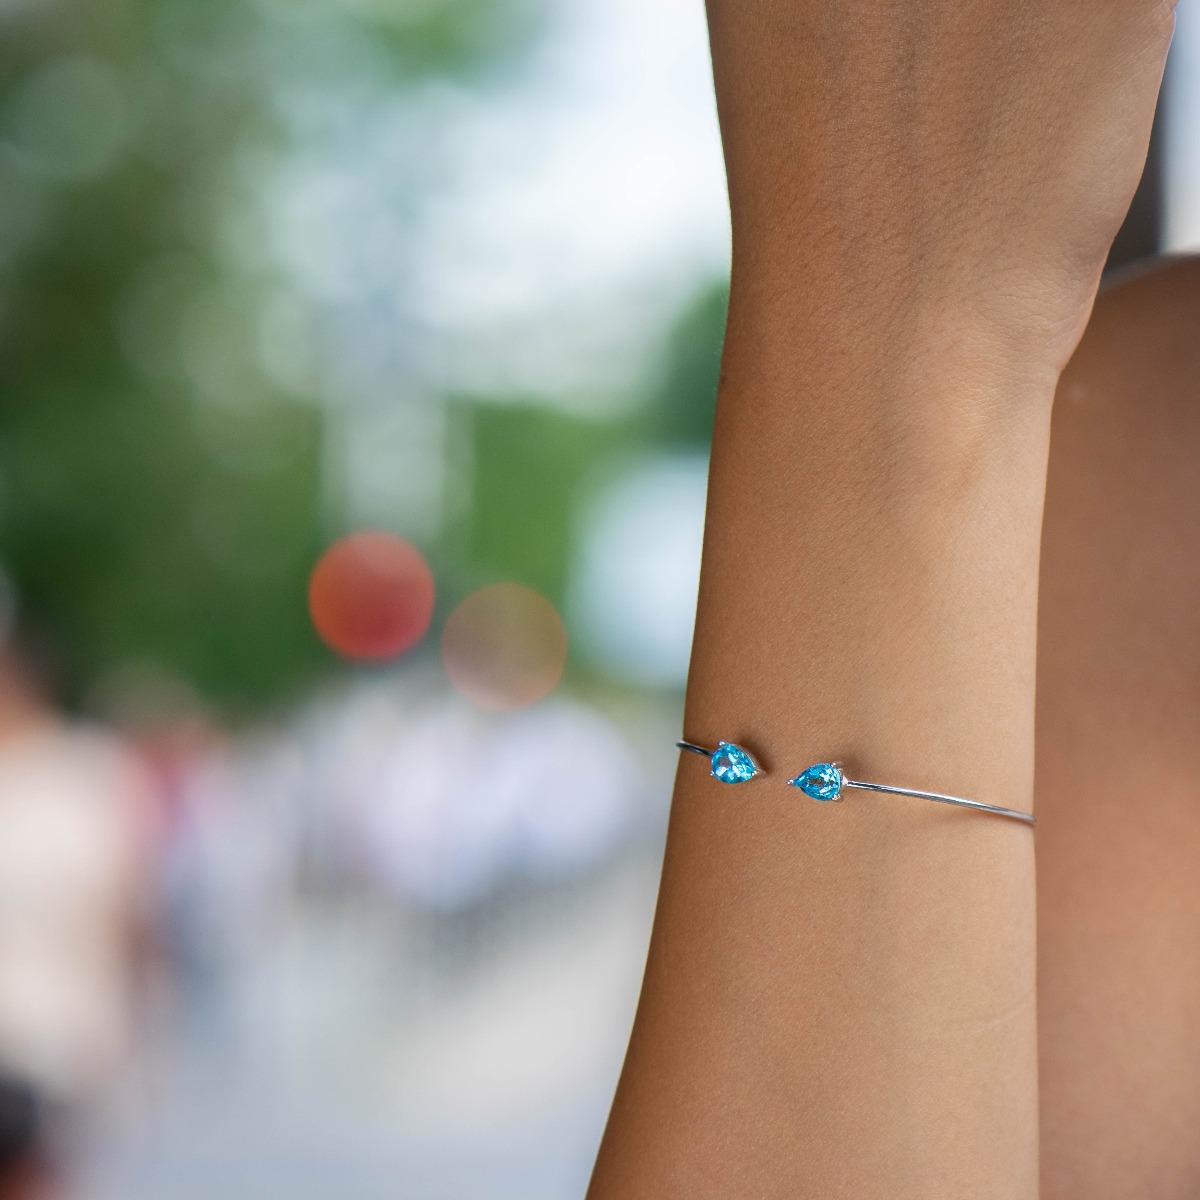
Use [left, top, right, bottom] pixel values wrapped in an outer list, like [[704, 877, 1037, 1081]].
[[790, 762, 844, 801], [710, 741, 758, 784]]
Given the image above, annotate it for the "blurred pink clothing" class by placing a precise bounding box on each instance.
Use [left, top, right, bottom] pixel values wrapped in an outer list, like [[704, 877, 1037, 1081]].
[[0, 723, 152, 1103]]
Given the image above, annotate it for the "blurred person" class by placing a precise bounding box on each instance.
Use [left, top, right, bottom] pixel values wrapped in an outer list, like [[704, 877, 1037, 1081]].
[[587, 4, 1197, 1200], [0, 633, 158, 1197]]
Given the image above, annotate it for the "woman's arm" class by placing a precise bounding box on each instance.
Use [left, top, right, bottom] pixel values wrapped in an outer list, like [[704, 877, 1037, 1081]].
[[588, 3, 1176, 1197]]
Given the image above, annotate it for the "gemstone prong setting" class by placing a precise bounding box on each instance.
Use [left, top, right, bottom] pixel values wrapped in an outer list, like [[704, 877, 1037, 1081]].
[[709, 741, 761, 785], [789, 761, 846, 801]]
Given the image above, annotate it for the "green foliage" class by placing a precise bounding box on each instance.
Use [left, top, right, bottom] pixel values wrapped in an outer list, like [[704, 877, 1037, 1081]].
[[343, 0, 547, 77], [458, 401, 621, 609], [643, 279, 729, 448], [0, 0, 542, 713], [449, 281, 730, 660]]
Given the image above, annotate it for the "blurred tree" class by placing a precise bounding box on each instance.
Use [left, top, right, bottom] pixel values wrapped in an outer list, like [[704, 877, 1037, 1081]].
[[0, 0, 544, 715], [454, 279, 728, 675], [646, 279, 728, 448], [459, 401, 622, 610]]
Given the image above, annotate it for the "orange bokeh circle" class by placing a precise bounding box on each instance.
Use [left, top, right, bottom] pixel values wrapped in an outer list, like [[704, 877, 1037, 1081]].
[[309, 531, 435, 661], [441, 582, 568, 710]]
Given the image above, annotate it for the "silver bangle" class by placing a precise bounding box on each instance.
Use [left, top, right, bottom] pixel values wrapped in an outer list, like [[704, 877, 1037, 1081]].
[[676, 740, 1035, 826]]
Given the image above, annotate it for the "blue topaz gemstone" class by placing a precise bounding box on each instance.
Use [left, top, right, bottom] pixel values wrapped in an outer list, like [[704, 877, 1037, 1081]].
[[709, 741, 759, 784], [790, 762, 845, 801]]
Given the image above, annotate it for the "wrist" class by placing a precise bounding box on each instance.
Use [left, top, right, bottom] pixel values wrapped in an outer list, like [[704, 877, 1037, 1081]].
[[719, 278, 1060, 483], [726, 237, 1095, 414]]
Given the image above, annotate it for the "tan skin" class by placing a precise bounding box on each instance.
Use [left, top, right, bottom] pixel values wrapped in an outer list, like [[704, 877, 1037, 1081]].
[[586, 2, 1183, 1196], [1038, 254, 1200, 1198]]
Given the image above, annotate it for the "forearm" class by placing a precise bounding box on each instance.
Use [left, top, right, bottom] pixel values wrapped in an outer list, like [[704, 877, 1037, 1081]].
[[588, 281, 1048, 1199], [587, 1, 1173, 1194], [696, 279, 1055, 787]]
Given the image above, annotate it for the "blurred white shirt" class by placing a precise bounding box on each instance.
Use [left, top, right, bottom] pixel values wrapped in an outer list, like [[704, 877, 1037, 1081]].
[[0, 722, 152, 1102]]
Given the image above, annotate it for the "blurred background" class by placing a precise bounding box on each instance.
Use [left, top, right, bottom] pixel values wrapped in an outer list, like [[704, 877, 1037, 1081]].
[[0, 1, 1195, 1196]]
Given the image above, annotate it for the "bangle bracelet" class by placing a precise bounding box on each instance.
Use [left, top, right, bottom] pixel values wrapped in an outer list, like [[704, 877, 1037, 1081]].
[[676, 740, 1035, 826]]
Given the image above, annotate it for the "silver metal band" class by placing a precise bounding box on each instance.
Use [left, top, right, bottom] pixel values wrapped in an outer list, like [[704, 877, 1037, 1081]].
[[676, 740, 1035, 826], [837, 777, 1036, 825]]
